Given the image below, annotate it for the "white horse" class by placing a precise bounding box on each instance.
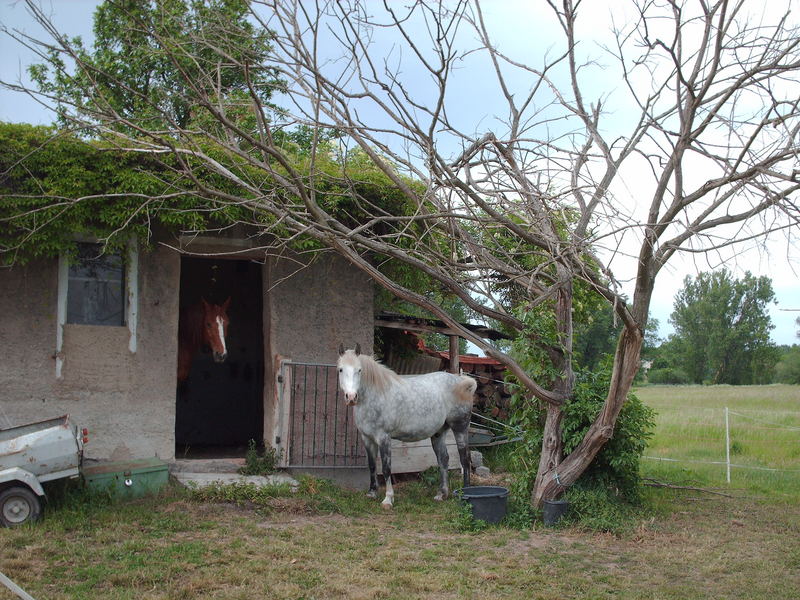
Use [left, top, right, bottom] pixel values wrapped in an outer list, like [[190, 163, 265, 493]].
[[337, 344, 476, 509]]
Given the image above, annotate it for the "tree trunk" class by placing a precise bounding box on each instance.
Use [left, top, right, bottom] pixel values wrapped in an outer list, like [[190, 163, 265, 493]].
[[530, 273, 574, 504], [533, 402, 564, 499], [531, 324, 643, 507]]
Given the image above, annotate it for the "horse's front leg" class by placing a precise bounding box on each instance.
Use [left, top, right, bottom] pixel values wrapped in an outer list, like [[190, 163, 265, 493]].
[[362, 434, 379, 499], [452, 420, 471, 489], [378, 436, 394, 509], [453, 422, 472, 487], [430, 429, 450, 501]]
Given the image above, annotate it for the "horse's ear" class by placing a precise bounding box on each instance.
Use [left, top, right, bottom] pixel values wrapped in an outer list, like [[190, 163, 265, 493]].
[[221, 296, 231, 310], [201, 298, 210, 310], [355, 343, 361, 356], [338, 344, 345, 356]]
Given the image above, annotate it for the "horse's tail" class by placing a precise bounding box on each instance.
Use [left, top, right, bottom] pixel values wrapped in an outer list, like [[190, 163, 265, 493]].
[[454, 375, 477, 406]]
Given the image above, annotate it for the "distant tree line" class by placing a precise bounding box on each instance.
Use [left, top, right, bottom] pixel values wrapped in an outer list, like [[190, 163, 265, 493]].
[[572, 269, 797, 386], [773, 317, 800, 385], [643, 270, 797, 385]]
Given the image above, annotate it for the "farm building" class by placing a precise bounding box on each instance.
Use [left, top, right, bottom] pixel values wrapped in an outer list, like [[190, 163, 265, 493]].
[[0, 227, 514, 483], [0, 229, 376, 473]]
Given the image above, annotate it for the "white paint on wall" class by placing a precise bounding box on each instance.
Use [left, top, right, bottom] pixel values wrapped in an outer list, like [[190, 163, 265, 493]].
[[55, 253, 69, 378], [127, 238, 139, 353]]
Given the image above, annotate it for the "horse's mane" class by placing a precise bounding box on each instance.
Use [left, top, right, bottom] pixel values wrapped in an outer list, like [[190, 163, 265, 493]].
[[179, 303, 204, 350], [352, 352, 402, 393]]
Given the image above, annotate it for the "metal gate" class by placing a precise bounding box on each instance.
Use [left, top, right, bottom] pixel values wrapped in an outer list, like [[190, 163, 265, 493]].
[[279, 361, 366, 468]]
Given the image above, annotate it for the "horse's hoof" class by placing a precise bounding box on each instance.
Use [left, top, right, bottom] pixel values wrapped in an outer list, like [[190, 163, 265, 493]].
[[366, 491, 377, 499], [433, 493, 446, 502], [381, 502, 393, 510]]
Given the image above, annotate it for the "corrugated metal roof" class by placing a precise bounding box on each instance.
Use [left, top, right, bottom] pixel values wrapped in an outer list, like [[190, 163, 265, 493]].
[[375, 312, 511, 341]]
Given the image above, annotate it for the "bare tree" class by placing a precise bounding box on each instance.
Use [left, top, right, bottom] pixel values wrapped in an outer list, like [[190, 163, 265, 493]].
[[3, 0, 798, 506]]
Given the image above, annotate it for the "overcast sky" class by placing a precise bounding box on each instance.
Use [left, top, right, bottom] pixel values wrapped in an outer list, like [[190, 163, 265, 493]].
[[1, 0, 798, 345]]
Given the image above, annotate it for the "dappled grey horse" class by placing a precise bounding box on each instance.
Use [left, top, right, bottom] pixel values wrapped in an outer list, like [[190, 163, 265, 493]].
[[337, 344, 475, 508]]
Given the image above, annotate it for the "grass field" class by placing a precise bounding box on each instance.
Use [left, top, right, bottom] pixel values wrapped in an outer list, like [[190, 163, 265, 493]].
[[635, 384, 800, 501], [1, 384, 798, 599]]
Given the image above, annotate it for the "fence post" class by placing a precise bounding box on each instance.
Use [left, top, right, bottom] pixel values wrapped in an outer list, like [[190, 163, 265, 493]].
[[274, 359, 292, 468], [725, 406, 731, 484], [0, 570, 37, 600]]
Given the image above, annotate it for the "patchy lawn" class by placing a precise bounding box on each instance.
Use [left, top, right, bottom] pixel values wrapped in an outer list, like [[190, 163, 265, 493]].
[[1, 477, 798, 600]]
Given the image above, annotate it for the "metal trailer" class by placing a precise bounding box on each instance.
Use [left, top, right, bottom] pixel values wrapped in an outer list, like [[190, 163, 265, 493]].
[[0, 415, 87, 527]]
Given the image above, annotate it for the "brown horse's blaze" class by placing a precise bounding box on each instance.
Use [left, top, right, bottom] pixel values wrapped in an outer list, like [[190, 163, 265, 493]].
[[202, 297, 230, 362]]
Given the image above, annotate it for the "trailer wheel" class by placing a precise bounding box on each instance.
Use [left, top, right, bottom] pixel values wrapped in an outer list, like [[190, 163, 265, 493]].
[[0, 486, 42, 527]]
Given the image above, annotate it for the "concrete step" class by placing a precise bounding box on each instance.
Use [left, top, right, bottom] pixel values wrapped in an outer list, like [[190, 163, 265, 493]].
[[173, 471, 299, 490], [170, 458, 246, 474]]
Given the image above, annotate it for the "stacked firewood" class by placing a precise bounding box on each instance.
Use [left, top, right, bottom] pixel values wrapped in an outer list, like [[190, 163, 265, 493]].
[[463, 364, 514, 422]]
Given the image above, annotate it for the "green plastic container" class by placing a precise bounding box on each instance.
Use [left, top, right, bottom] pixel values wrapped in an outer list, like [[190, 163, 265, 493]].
[[83, 458, 169, 499]]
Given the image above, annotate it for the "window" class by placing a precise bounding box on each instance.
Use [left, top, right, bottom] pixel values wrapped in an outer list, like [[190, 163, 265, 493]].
[[55, 239, 138, 377], [66, 242, 126, 326]]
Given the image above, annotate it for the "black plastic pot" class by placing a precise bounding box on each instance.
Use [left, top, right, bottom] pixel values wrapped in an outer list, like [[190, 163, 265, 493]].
[[459, 486, 510, 524], [542, 499, 570, 526]]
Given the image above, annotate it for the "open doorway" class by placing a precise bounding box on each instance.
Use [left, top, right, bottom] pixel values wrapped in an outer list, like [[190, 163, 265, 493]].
[[175, 257, 264, 458]]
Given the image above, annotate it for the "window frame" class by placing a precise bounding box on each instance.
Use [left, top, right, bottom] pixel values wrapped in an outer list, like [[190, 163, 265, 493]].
[[66, 242, 126, 327], [55, 239, 139, 378]]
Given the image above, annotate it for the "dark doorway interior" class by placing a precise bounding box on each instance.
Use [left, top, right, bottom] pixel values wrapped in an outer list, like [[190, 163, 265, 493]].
[[176, 257, 264, 457]]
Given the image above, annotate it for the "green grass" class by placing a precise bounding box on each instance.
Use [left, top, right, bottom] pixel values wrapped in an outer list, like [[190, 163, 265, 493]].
[[2, 477, 798, 599], [635, 384, 800, 501]]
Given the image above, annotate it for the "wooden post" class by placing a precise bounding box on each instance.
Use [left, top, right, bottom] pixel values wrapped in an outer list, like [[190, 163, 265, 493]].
[[449, 335, 460, 374], [725, 406, 731, 484], [273, 358, 292, 468], [0, 570, 37, 600]]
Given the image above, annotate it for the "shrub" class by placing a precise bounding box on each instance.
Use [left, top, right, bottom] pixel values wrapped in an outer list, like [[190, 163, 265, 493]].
[[647, 367, 691, 385], [509, 359, 657, 505], [774, 346, 800, 384], [563, 364, 656, 501]]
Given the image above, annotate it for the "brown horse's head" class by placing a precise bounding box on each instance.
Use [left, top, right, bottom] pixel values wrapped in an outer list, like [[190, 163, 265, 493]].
[[201, 297, 231, 363]]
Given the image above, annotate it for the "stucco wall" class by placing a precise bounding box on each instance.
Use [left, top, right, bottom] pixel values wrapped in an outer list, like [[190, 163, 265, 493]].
[[0, 244, 180, 461], [1, 242, 373, 462], [269, 252, 374, 363], [263, 252, 373, 450]]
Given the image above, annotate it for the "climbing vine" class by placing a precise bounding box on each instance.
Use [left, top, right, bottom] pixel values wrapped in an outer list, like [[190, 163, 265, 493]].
[[0, 122, 422, 267]]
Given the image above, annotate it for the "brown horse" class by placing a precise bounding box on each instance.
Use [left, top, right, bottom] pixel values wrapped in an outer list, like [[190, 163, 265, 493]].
[[177, 298, 231, 382]]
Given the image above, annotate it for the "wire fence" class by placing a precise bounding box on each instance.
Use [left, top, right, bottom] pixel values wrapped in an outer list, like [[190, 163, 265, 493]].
[[642, 406, 800, 482], [461, 373, 800, 484]]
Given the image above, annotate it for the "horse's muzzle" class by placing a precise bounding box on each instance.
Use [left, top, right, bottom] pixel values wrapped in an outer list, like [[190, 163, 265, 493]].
[[344, 392, 358, 406], [213, 352, 227, 363]]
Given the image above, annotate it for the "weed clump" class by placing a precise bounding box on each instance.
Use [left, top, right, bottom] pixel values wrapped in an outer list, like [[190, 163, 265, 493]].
[[187, 475, 379, 517], [187, 480, 293, 509], [238, 439, 281, 476], [562, 483, 645, 534], [447, 500, 491, 533]]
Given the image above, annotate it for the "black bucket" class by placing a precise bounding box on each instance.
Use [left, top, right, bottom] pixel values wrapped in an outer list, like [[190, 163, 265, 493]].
[[459, 486, 509, 524], [542, 499, 570, 526]]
